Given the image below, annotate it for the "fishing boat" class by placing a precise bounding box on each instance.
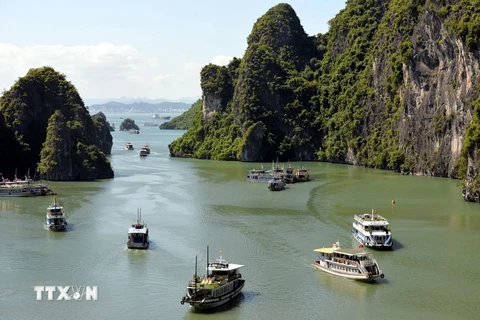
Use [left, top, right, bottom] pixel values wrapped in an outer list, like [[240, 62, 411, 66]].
[[267, 177, 285, 191], [45, 198, 67, 231], [181, 247, 245, 310], [127, 209, 149, 249], [284, 164, 295, 183], [313, 241, 385, 282], [246, 168, 272, 182], [125, 142, 134, 150], [352, 209, 393, 249]]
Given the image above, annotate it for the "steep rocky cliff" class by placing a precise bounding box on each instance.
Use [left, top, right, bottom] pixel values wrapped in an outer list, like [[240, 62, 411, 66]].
[[168, 1, 480, 203], [0, 66, 114, 181]]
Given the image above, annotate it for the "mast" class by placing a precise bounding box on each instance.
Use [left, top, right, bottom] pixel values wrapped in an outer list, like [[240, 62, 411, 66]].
[[206, 245, 209, 275], [194, 255, 198, 300]]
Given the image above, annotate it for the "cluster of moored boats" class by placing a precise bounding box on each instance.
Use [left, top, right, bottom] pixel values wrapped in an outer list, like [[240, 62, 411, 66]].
[[313, 209, 392, 282], [125, 142, 151, 157], [246, 162, 310, 191]]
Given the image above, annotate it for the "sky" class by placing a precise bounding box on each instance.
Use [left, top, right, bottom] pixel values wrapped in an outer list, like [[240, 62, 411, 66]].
[[0, 0, 346, 103]]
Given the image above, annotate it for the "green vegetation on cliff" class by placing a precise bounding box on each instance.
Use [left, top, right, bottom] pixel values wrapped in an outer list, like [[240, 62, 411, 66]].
[[119, 118, 139, 131], [160, 99, 201, 130], [0, 66, 113, 180]]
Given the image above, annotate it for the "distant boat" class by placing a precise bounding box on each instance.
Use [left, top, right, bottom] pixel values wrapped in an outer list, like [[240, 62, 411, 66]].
[[139, 148, 148, 157], [267, 177, 285, 191], [129, 129, 140, 134], [181, 246, 245, 310], [160, 116, 171, 120], [127, 209, 149, 249], [143, 122, 158, 127], [0, 173, 49, 197], [142, 144, 151, 154], [153, 114, 160, 119], [125, 142, 134, 150], [45, 198, 67, 231], [246, 168, 272, 182], [295, 165, 309, 182]]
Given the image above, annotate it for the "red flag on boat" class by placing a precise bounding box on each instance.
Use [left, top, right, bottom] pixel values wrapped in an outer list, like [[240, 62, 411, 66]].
[[359, 244, 364, 248]]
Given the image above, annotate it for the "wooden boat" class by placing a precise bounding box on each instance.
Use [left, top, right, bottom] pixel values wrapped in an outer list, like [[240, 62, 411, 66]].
[[181, 247, 245, 310]]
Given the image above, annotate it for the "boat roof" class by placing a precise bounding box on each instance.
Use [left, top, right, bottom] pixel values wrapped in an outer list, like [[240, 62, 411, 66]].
[[208, 263, 244, 271], [314, 247, 370, 256], [128, 227, 148, 234]]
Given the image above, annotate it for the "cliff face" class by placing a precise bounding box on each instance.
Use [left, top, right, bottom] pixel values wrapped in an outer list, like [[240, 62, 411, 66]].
[[0, 66, 114, 181], [168, 1, 480, 202]]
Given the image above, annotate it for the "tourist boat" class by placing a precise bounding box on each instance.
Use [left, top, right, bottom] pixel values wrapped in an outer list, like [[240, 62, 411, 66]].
[[129, 129, 140, 134], [139, 148, 148, 157], [272, 161, 285, 180], [0, 175, 49, 197], [181, 247, 245, 310], [267, 177, 285, 191], [352, 209, 393, 249], [142, 144, 151, 154], [153, 113, 161, 119], [143, 122, 158, 126], [313, 241, 384, 282], [160, 116, 171, 120], [127, 209, 149, 249], [284, 164, 295, 183], [246, 168, 272, 182], [295, 165, 309, 182], [45, 198, 67, 231], [125, 142, 134, 150]]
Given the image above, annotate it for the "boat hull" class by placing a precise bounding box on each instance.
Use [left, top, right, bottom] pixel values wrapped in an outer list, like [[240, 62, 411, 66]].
[[45, 225, 67, 231], [313, 262, 380, 282], [127, 242, 149, 249], [185, 280, 245, 310], [352, 230, 393, 250]]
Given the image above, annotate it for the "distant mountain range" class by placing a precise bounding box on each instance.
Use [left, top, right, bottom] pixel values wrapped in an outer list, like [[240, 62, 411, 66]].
[[87, 101, 193, 113], [84, 96, 199, 106]]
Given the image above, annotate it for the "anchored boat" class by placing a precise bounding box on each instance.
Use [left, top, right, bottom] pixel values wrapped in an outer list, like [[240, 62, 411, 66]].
[[181, 247, 245, 310]]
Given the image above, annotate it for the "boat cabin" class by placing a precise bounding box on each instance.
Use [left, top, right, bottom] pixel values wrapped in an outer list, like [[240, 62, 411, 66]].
[[128, 224, 148, 244]]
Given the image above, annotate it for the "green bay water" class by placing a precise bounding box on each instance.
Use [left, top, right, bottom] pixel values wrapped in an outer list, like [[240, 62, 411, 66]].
[[1, 113, 480, 320]]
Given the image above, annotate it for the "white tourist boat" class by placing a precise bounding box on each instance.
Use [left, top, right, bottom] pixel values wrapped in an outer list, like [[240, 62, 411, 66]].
[[352, 209, 393, 249], [246, 168, 272, 182], [127, 209, 149, 249], [181, 247, 245, 310], [125, 142, 134, 150], [0, 176, 49, 197], [267, 177, 285, 191], [313, 241, 384, 282], [45, 198, 67, 231]]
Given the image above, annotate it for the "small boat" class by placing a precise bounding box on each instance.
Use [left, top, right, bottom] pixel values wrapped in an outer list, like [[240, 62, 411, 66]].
[[129, 129, 140, 134], [295, 165, 309, 182], [284, 164, 295, 183], [142, 144, 151, 154], [181, 247, 245, 310], [125, 142, 134, 150], [143, 122, 158, 127], [267, 177, 285, 191], [127, 209, 149, 249], [153, 113, 160, 119], [313, 241, 385, 282], [352, 209, 393, 249], [246, 168, 272, 182], [160, 116, 171, 120], [45, 198, 67, 231], [139, 148, 148, 157]]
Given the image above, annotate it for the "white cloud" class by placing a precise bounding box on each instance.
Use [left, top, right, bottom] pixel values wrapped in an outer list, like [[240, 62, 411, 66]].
[[210, 55, 233, 66], [0, 43, 202, 100]]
